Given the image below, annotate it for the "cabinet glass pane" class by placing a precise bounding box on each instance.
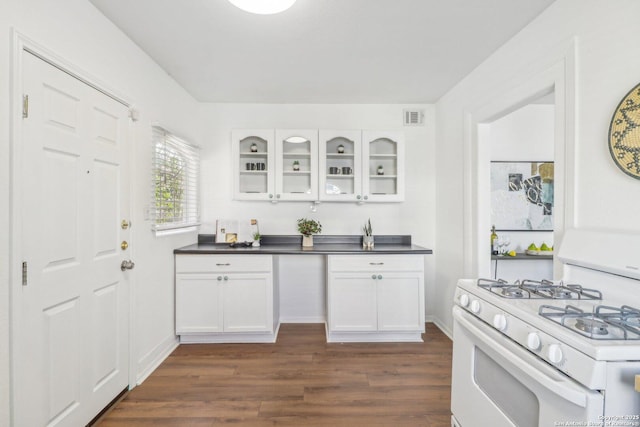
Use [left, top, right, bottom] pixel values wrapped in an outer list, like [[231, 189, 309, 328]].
[[282, 137, 312, 194], [325, 137, 356, 195], [368, 138, 398, 196], [239, 136, 268, 194]]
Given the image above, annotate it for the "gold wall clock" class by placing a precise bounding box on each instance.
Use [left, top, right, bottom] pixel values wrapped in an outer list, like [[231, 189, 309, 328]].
[[609, 82, 640, 179]]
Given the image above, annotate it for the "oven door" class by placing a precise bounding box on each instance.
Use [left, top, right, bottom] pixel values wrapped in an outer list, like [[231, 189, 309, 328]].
[[451, 306, 604, 427]]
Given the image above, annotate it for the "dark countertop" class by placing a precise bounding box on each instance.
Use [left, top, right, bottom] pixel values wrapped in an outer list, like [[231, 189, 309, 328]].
[[174, 235, 433, 255]]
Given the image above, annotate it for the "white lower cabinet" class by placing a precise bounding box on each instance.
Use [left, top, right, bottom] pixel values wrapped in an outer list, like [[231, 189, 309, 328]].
[[327, 255, 425, 342], [175, 255, 278, 343], [223, 273, 272, 333], [176, 274, 224, 334], [377, 273, 423, 331], [175, 253, 424, 343], [328, 274, 378, 331]]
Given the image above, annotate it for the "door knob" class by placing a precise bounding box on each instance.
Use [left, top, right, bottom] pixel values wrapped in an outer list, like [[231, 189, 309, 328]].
[[121, 260, 135, 271], [121, 241, 129, 250]]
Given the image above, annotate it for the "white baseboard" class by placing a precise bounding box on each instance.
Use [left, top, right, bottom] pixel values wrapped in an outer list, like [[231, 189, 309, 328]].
[[179, 332, 278, 344], [279, 316, 326, 323], [429, 318, 453, 340], [136, 334, 179, 385]]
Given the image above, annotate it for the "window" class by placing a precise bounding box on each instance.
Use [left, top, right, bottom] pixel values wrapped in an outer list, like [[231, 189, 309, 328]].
[[151, 126, 200, 232]]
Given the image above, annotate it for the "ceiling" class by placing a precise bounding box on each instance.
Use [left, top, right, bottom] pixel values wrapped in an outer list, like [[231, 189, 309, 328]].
[[89, 0, 556, 104]]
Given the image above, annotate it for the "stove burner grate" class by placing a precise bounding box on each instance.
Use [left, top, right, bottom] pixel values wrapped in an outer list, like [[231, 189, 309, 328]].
[[539, 304, 640, 340], [477, 278, 602, 300]]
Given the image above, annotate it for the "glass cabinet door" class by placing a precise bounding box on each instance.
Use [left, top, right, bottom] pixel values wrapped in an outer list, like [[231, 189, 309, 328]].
[[319, 130, 362, 202], [274, 129, 318, 201], [232, 129, 275, 201], [362, 131, 404, 202], [232, 129, 403, 203]]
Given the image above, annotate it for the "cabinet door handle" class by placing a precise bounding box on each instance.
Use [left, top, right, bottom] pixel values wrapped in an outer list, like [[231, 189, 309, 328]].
[[217, 276, 223, 281], [216, 263, 231, 266], [377, 274, 383, 280], [223, 276, 229, 281], [371, 274, 377, 279], [369, 262, 384, 265]]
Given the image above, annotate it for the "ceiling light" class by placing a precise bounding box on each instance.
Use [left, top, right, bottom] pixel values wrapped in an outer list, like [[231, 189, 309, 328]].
[[228, 0, 296, 15]]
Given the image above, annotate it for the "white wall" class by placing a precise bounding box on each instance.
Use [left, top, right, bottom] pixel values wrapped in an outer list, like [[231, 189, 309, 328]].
[[490, 104, 554, 162], [0, 0, 203, 424], [435, 0, 640, 334], [198, 103, 437, 319]]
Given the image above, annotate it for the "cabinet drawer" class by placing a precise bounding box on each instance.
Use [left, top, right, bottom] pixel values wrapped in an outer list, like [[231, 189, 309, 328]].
[[328, 255, 423, 272], [176, 255, 272, 273]]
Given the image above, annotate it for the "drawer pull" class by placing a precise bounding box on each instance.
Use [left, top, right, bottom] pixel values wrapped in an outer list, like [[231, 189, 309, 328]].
[[369, 262, 384, 265], [216, 263, 231, 266]]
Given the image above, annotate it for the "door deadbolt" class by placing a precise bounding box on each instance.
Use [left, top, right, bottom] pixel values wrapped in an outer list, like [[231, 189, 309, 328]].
[[121, 241, 129, 250], [121, 220, 131, 230]]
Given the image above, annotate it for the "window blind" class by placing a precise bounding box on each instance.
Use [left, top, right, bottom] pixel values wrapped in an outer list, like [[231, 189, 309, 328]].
[[151, 126, 200, 231]]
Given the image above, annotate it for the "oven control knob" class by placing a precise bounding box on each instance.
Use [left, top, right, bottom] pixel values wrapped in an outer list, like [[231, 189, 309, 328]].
[[492, 314, 507, 331], [527, 333, 541, 351], [459, 294, 470, 307], [470, 300, 481, 314], [548, 344, 563, 364]]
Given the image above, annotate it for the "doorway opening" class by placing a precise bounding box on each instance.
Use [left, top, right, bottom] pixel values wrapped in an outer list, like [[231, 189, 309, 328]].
[[482, 91, 556, 281], [463, 49, 576, 280]]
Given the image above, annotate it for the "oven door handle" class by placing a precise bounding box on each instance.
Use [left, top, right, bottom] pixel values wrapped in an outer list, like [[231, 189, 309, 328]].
[[454, 307, 589, 408]]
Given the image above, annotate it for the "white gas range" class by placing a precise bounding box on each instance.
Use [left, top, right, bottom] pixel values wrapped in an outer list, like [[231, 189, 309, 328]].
[[451, 229, 640, 427]]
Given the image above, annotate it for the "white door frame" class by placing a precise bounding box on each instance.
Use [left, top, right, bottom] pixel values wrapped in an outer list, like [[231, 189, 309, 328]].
[[9, 29, 137, 423], [461, 39, 577, 279]]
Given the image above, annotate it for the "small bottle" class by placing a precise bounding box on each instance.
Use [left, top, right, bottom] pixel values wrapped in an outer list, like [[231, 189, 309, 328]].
[[491, 225, 498, 255]]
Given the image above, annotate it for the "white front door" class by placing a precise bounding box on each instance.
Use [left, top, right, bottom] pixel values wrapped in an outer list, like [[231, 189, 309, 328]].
[[14, 51, 131, 426]]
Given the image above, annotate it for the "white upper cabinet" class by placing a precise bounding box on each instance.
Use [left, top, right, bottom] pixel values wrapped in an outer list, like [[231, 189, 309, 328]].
[[234, 129, 404, 203], [321, 130, 405, 202], [319, 130, 363, 202], [232, 129, 275, 201], [362, 130, 405, 202], [275, 129, 318, 201]]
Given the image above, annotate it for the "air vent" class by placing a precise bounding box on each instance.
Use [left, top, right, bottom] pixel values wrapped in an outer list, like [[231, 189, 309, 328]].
[[403, 109, 424, 126]]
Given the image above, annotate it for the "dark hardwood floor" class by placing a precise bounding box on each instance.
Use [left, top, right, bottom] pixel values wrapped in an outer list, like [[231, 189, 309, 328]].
[[97, 323, 452, 426]]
